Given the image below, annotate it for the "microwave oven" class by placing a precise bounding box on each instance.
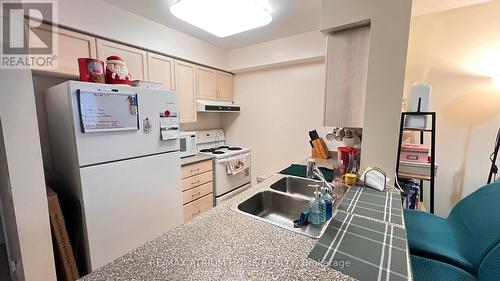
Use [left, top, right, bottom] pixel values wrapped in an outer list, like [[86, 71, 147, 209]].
[[179, 131, 197, 158]]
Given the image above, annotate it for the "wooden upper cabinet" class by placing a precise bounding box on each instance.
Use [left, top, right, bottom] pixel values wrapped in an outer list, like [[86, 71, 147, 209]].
[[324, 25, 370, 128], [175, 60, 197, 123], [196, 66, 217, 100], [196, 66, 234, 102], [216, 71, 234, 102], [32, 24, 96, 76], [147, 52, 175, 91], [96, 39, 148, 81]]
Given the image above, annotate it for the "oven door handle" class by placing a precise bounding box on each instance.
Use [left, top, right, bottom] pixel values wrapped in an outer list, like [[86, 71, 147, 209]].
[[216, 152, 251, 163]]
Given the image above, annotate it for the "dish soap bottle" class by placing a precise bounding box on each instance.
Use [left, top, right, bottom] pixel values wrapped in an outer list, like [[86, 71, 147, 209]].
[[321, 185, 333, 220], [309, 185, 326, 226]]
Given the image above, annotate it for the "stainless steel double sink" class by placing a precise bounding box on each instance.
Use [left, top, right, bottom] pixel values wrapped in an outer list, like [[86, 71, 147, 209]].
[[231, 176, 349, 238]]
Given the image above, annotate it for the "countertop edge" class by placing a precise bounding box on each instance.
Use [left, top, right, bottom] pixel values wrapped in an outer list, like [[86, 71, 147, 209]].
[[180, 153, 215, 166]]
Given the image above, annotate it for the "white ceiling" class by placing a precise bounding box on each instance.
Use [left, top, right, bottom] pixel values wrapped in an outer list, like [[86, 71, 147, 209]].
[[412, 0, 492, 17], [104, 0, 493, 50], [103, 0, 321, 50]]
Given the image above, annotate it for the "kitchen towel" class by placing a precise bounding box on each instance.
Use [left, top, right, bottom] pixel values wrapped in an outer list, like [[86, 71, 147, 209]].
[[226, 154, 250, 175], [279, 164, 334, 182]]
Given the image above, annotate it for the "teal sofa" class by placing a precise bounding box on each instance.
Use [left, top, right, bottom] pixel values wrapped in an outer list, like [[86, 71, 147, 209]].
[[404, 183, 500, 280]]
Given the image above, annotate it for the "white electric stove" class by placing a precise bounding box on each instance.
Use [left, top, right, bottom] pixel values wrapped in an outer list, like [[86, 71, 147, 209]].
[[196, 129, 251, 204]]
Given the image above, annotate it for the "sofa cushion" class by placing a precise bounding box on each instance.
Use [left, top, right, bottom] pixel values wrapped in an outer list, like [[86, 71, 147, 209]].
[[411, 255, 477, 281], [404, 209, 475, 274], [448, 183, 500, 271], [478, 242, 500, 281]]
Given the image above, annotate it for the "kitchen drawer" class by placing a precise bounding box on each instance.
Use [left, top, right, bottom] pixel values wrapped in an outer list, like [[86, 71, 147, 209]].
[[183, 193, 213, 222], [181, 160, 212, 179], [182, 171, 212, 191], [182, 181, 213, 205]]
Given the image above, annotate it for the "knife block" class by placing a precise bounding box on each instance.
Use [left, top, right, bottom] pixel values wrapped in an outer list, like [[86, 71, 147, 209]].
[[311, 138, 330, 159]]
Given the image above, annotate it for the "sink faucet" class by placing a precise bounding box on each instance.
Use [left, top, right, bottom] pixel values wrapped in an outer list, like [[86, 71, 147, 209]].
[[306, 159, 334, 193], [313, 167, 334, 194]]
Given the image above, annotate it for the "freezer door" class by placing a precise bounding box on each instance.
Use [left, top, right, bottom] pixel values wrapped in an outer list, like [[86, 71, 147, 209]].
[[69, 81, 180, 166], [79, 152, 182, 271]]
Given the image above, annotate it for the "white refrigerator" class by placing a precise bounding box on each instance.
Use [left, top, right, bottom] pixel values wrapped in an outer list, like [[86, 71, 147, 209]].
[[45, 81, 183, 273]]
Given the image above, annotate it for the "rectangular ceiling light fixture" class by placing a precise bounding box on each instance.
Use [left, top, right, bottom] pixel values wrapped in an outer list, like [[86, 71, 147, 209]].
[[170, 0, 272, 38]]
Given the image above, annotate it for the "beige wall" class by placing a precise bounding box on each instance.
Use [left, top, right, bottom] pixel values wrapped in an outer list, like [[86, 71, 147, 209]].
[[321, 0, 413, 175], [227, 31, 326, 72], [222, 61, 336, 183], [180, 113, 223, 131], [405, 1, 500, 216]]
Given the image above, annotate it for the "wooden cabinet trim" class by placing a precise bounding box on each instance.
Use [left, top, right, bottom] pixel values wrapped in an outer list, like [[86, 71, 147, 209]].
[[96, 38, 148, 80], [216, 71, 234, 102], [182, 193, 213, 222], [181, 171, 212, 191], [181, 159, 212, 179], [34, 24, 97, 76], [175, 59, 197, 123], [147, 52, 175, 91], [182, 181, 213, 205], [196, 65, 218, 100]]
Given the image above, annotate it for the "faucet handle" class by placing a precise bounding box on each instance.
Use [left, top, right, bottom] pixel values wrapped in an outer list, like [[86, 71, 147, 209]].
[[323, 182, 334, 194], [308, 184, 320, 193], [306, 159, 317, 179]]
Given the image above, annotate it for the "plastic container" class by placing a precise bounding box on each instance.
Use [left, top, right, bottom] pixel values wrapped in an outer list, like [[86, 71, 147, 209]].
[[308, 186, 326, 226], [399, 161, 438, 178], [400, 143, 429, 163], [321, 186, 333, 220], [78, 58, 105, 83]]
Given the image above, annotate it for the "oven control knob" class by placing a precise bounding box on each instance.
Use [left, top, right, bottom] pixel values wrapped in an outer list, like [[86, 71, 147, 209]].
[[164, 110, 171, 117]]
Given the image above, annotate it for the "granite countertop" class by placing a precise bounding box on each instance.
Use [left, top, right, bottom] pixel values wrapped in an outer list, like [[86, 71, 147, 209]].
[[80, 158, 355, 281], [180, 153, 214, 166]]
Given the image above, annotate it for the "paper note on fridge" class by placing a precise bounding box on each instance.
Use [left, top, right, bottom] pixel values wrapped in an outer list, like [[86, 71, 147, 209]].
[[161, 129, 178, 141], [78, 91, 139, 133]]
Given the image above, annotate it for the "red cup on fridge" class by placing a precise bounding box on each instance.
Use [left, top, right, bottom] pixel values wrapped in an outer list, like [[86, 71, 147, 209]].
[[78, 58, 105, 83]]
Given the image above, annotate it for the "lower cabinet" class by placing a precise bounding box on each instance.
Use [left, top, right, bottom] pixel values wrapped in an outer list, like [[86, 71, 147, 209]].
[[181, 160, 214, 222]]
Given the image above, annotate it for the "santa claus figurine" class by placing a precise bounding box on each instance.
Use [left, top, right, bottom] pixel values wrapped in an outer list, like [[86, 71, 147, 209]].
[[105, 55, 132, 85]]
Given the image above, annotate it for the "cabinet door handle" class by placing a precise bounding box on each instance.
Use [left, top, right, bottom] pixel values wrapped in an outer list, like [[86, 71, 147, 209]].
[[192, 210, 201, 217], [191, 192, 201, 197], [191, 180, 201, 186], [190, 168, 200, 173]]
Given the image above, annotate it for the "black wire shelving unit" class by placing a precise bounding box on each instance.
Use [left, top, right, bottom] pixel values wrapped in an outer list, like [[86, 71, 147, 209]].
[[395, 111, 437, 214]]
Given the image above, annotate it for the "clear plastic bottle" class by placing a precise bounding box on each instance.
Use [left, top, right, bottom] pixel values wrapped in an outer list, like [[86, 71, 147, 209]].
[[318, 192, 327, 224], [308, 186, 323, 226], [321, 185, 333, 220]]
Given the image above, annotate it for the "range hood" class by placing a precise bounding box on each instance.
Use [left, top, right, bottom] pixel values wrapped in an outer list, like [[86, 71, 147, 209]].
[[197, 99, 240, 112]]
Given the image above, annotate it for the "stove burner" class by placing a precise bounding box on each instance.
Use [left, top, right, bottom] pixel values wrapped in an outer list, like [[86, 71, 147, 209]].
[[218, 146, 229, 149], [212, 151, 225, 154], [228, 147, 242, 151], [200, 148, 216, 153]]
